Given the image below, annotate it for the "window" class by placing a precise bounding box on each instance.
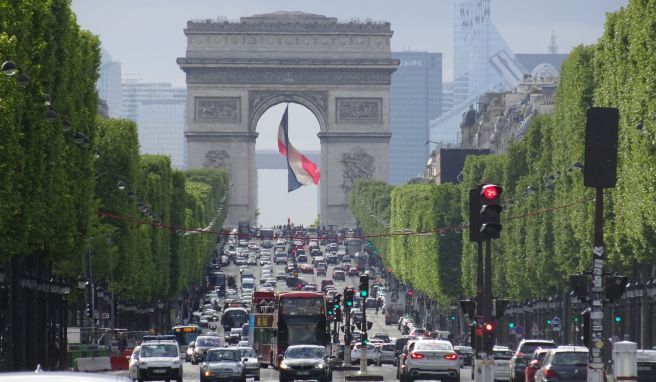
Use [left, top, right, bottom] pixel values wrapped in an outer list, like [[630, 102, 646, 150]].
[[286, 347, 325, 359], [206, 349, 239, 362], [141, 344, 178, 358], [552, 352, 588, 366], [415, 342, 452, 351]]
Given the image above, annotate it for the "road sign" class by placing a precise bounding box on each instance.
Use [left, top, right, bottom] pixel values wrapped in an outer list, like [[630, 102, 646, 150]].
[[514, 325, 524, 337], [551, 317, 561, 331], [100, 313, 110, 320], [531, 322, 540, 336]]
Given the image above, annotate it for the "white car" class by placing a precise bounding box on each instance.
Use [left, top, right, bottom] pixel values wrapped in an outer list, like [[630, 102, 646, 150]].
[[350, 343, 382, 365], [493, 345, 513, 381], [128, 345, 141, 380], [401, 339, 459, 382]]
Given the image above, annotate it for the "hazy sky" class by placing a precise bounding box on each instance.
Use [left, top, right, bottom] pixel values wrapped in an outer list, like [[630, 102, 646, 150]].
[[72, 0, 626, 87]]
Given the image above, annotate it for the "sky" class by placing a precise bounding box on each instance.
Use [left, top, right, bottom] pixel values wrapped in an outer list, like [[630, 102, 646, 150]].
[[70, 0, 627, 226], [72, 0, 627, 87]]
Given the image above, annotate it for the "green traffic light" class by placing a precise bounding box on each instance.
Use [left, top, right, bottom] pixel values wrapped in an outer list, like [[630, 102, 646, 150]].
[[508, 322, 515, 329], [360, 290, 368, 297], [334, 304, 340, 309], [450, 315, 456, 321], [346, 301, 353, 307], [615, 315, 621, 323], [546, 319, 552, 325]]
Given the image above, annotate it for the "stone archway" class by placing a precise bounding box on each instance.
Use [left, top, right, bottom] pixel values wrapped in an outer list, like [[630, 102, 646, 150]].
[[178, 12, 398, 227]]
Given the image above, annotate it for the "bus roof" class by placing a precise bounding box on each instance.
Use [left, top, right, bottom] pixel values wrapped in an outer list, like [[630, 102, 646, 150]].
[[253, 291, 276, 300], [278, 291, 324, 299]]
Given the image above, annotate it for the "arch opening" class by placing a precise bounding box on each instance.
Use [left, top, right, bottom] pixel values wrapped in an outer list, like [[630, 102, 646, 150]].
[[255, 102, 321, 228]]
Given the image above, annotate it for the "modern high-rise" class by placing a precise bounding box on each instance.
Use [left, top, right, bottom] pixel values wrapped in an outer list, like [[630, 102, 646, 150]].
[[97, 49, 122, 118], [121, 79, 187, 169], [389, 51, 442, 184]]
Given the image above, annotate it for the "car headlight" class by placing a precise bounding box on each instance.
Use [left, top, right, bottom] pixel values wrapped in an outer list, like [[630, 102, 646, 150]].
[[203, 370, 214, 377], [279, 362, 290, 369], [315, 362, 326, 369], [186, 348, 193, 355]]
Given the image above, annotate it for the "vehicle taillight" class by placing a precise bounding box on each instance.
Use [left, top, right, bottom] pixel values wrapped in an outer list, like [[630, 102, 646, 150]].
[[544, 368, 557, 378], [410, 353, 425, 360], [444, 353, 458, 360], [297, 283, 302, 289]]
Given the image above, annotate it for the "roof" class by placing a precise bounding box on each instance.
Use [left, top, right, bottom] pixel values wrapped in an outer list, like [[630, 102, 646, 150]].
[[515, 54, 569, 74], [279, 291, 324, 299]]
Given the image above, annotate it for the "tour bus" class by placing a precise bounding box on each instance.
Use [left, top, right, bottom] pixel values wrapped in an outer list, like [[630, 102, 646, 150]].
[[345, 237, 363, 256], [252, 291, 277, 367], [172, 324, 202, 356], [273, 291, 330, 367], [259, 228, 274, 241]]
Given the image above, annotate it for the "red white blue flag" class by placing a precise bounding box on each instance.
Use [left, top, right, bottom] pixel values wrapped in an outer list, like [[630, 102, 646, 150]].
[[277, 105, 320, 192]]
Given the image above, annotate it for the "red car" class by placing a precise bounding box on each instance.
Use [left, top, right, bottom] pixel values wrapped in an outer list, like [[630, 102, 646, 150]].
[[524, 348, 550, 382], [348, 266, 359, 277]]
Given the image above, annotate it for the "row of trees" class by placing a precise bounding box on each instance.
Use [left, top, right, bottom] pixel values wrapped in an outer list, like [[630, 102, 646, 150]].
[[350, 0, 656, 308], [0, 0, 227, 303]]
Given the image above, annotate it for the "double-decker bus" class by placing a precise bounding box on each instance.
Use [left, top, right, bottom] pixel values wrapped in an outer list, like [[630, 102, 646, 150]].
[[172, 324, 202, 355], [252, 291, 277, 367], [273, 291, 330, 367]]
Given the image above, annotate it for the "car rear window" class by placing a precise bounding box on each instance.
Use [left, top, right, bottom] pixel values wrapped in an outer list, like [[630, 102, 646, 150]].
[[415, 342, 452, 351], [520, 343, 557, 355], [553, 352, 588, 366]]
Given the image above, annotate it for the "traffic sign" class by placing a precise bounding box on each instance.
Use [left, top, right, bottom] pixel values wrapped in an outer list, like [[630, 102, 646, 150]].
[[531, 322, 540, 336], [551, 317, 561, 331], [100, 313, 110, 320], [514, 324, 524, 337]]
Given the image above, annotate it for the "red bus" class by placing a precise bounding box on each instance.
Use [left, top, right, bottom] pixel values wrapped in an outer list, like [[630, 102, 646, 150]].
[[252, 291, 277, 367], [274, 291, 330, 367]]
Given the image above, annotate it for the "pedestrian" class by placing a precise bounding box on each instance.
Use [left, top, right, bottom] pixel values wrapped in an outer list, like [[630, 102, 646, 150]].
[[375, 305, 379, 317]]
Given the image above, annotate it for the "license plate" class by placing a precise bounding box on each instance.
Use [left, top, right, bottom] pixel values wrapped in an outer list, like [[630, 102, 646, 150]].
[[153, 369, 167, 374], [297, 371, 310, 375]]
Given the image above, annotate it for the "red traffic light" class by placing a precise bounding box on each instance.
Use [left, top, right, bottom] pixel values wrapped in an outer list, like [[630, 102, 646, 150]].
[[482, 185, 500, 200], [483, 322, 494, 332]]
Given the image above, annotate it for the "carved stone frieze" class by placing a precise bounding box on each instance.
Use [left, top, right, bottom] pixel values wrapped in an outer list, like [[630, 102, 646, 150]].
[[203, 149, 231, 169], [194, 97, 241, 122], [341, 149, 375, 193], [249, 90, 328, 122], [186, 68, 391, 85], [336, 98, 382, 124]]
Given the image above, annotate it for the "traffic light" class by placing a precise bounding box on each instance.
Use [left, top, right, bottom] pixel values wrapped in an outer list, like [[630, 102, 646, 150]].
[[361, 332, 369, 346], [406, 289, 413, 297], [359, 274, 369, 298], [450, 314, 456, 321], [614, 314, 621, 324], [605, 275, 629, 303], [483, 322, 495, 353], [459, 299, 476, 320], [569, 274, 590, 303], [477, 184, 503, 240], [546, 318, 552, 326], [85, 304, 93, 318], [367, 241, 373, 248], [508, 320, 515, 329], [344, 288, 354, 308], [582, 308, 591, 348], [327, 301, 335, 318], [493, 298, 509, 318], [334, 295, 342, 321]]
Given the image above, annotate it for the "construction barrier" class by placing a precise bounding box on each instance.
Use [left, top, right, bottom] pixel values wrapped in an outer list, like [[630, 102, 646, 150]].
[[76, 356, 112, 372]]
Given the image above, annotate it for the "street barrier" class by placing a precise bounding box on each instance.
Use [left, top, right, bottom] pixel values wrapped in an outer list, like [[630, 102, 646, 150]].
[[76, 356, 112, 371]]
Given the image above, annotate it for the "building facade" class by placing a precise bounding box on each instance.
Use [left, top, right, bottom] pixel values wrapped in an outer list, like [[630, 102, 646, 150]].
[[97, 49, 122, 118], [121, 80, 187, 169], [389, 51, 442, 184]]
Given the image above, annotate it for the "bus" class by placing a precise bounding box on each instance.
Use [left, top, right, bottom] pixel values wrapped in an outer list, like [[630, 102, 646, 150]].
[[207, 271, 226, 297], [221, 306, 249, 333], [252, 291, 277, 367], [259, 228, 274, 241], [345, 238, 363, 256], [172, 324, 202, 356], [273, 291, 330, 367]]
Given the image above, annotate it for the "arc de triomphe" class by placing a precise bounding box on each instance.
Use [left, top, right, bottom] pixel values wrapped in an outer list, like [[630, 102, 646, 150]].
[[178, 12, 398, 227]]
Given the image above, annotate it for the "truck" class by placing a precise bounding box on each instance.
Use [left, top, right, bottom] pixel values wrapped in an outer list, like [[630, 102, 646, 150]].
[[384, 289, 406, 325]]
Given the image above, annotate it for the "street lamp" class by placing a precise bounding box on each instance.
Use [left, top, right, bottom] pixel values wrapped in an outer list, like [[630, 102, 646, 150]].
[[1, 60, 18, 76]]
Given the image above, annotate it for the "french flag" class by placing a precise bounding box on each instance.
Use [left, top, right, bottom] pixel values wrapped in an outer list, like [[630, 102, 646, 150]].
[[277, 106, 320, 192]]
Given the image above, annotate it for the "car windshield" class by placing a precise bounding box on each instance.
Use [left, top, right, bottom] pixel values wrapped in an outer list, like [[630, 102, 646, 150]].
[[196, 338, 221, 347], [286, 347, 325, 359], [238, 348, 257, 358], [141, 344, 178, 358], [206, 349, 240, 362], [415, 342, 452, 351], [553, 352, 588, 366]]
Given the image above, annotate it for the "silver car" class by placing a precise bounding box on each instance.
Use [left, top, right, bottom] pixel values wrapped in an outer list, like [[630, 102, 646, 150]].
[[237, 347, 261, 381], [200, 347, 247, 382]]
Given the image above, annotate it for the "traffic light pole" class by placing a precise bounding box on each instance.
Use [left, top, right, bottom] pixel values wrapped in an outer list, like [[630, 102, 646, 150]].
[[360, 305, 368, 374], [344, 305, 352, 365], [588, 187, 606, 382]]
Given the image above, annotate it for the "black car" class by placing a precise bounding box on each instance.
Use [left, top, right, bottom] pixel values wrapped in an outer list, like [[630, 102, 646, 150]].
[[279, 345, 333, 382], [192, 336, 223, 364], [454, 345, 474, 367]]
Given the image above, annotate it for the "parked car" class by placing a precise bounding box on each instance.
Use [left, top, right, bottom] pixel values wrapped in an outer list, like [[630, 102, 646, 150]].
[[510, 340, 558, 382], [400, 339, 459, 382], [533, 346, 588, 382]]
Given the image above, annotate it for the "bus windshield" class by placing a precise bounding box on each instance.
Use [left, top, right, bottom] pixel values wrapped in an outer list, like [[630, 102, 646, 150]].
[[223, 309, 248, 329], [173, 326, 201, 346], [280, 297, 325, 316]]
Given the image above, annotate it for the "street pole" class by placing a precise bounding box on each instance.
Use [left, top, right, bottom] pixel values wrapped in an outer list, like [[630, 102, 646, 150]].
[[344, 305, 352, 365], [476, 239, 484, 354], [360, 305, 367, 374], [588, 187, 605, 382]]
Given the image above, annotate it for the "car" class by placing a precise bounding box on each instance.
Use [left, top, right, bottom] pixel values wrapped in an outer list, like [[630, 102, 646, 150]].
[[401, 339, 459, 382], [302, 283, 318, 291], [192, 336, 224, 365], [533, 346, 588, 382], [525, 348, 552, 382], [279, 344, 333, 382], [321, 280, 335, 292], [493, 345, 514, 381], [136, 339, 183, 382], [454, 345, 474, 367], [297, 254, 308, 263], [128, 345, 141, 380], [326, 253, 338, 264], [316, 266, 327, 277], [347, 266, 359, 277], [375, 343, 396, 365], [225, 328, 242, 344], [373, 333, 391, 343], [408, 327, 427, 337], [351, 343, 382, 365], [510, 340, 558, 382], [237, 347, 261, 381], [200, 347, 248, 382], [247, 257, 258, 266], [396, 339, 416, 379], [276, 271, 287, 281], [351, 308, 363, 324], [637, 350, 656, 382], [300, 264, 314, 274], [332, 269, 346, 281]]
